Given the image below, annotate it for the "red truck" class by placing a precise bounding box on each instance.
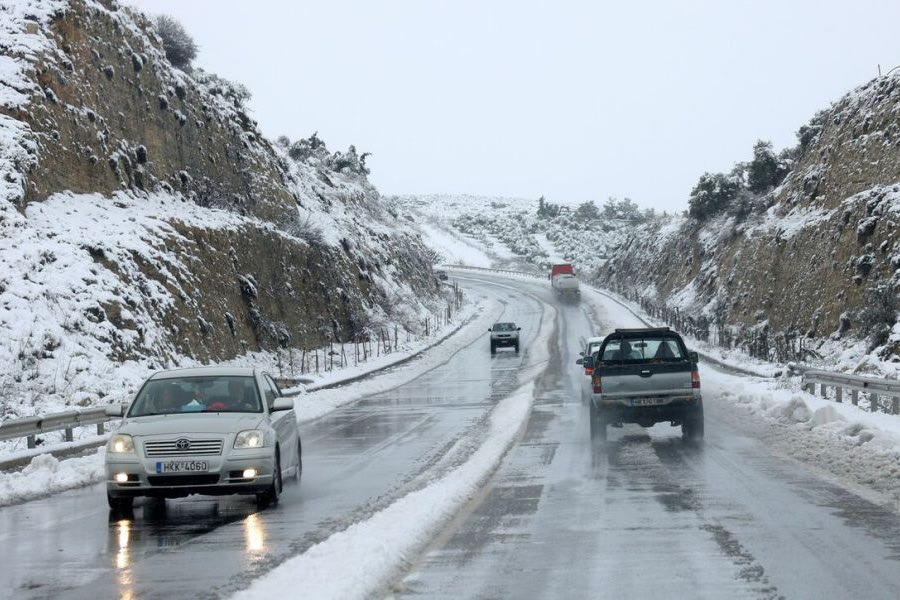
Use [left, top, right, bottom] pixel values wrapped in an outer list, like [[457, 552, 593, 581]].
[[549, 263, 574, 278], [550, 263, 580, 301]]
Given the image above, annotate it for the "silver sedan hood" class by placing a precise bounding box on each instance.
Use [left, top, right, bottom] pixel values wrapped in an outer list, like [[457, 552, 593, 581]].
[[119, 413, 265, 436]]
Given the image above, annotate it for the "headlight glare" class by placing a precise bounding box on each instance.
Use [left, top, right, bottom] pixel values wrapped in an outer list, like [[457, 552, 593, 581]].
[[234, 430, 264, 449], [108, 434, 134, 454]]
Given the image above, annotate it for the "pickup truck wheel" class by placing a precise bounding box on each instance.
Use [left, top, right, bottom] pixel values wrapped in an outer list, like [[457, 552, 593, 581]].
[[589, 404, 606, 442], [490, 343, 496, 355], [514, 343, 520, 353], [682, 410, 705, 442]]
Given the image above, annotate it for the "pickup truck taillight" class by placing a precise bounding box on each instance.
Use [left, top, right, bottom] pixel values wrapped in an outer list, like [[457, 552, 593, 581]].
[[584, 367, 592, 376], [691, 370, 701, 389], [592, 374, 602, 394]]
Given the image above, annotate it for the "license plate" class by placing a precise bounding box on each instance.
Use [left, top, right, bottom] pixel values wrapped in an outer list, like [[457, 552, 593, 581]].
[[632, 397, 666, 407], [156, 460, 209, 474]]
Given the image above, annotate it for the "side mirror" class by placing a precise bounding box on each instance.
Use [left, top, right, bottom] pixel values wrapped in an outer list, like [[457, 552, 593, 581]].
[[105, 404, 127, 417], [575, 358, 583, 365], [689, 351, 699, 363], [271, 398, 294, 412], [579, 351, 585, 356], [488, 327, 492, 332], [517, 327, 521, 331]]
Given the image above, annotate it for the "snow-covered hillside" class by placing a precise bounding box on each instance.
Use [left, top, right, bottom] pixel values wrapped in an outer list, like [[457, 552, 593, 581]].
[[397, 193, 635, 277], [0, 0, 442, 427]]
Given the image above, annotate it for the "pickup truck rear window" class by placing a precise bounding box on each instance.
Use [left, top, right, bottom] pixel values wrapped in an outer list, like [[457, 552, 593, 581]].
[[600, 335, 686, 363]]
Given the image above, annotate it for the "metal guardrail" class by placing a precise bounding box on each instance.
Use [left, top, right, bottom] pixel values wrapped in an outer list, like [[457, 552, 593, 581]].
[[802, 370, 900, 414], [0, 406, 117, 448]]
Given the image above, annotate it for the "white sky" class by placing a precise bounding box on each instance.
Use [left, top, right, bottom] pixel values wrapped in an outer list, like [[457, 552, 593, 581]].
[[127, 0, 900, 212]]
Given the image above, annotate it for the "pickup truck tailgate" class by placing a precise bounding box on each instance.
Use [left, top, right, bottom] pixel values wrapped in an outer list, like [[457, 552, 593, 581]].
[[600, 363, 693, 399]]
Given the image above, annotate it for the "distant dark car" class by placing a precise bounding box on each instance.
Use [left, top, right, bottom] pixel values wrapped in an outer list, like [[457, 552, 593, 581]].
[[489, 322, 520, 354], [586, 327, 703, 442], [435, 270, 449, 281]]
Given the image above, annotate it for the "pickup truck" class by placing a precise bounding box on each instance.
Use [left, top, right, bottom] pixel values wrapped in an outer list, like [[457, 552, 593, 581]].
[[578, 327, 703, 442]]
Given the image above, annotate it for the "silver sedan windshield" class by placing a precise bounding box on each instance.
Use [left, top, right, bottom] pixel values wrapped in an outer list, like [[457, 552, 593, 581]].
[[129, 376, 262, 416]]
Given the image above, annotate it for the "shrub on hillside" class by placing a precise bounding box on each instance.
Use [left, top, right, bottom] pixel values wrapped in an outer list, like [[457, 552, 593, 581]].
[[575, 200, 600, 221], [537, 196, 561, 219], [796, 110, 829, 159], [747, 140, 790, 194], [688, 173, 740, 220], [155, 15, 197, 69], [858, 284, 898, 350], [602, 197, 644, 222], [193, 70, 251, 108]]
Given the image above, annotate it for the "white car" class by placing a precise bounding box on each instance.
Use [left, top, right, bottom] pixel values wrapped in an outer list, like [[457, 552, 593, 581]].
[[576, 336, 604, 404], [579, 336, 604, 376], [105, 366, 301, 512]]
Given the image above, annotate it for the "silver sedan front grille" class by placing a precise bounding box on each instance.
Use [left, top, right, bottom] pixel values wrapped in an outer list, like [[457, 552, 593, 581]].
[[143, 439, 223, 457]]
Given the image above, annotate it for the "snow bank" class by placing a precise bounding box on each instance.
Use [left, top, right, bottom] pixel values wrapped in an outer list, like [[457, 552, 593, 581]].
[[708, 368, 900, 501], [0, 448, 105, 507]]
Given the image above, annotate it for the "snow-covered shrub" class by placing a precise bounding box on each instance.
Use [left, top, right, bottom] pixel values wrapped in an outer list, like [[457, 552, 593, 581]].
[[689, 172, 740, 220], [857, 284, 897, 350], [154, 15, 198, 69]]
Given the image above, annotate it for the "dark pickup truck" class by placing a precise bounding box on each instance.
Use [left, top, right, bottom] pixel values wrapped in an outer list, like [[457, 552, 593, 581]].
[[577, 327, 703, 442]]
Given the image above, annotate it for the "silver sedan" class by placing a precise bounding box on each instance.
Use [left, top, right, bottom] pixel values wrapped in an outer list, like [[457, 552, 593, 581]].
[[104, 366, 301, 512]]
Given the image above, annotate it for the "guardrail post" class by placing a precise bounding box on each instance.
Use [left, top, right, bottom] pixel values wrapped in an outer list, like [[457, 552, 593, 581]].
[[835, 387, 842, 403], [27, 435, 35, 449], [64, 427, 73, 442], [871, 393, 879, 412], [820, 383, 828, 399], [851, 390, 859, 406], [802, 381, 814, 394], [893, 397, 900, 415], [97, 423, 104, 435]]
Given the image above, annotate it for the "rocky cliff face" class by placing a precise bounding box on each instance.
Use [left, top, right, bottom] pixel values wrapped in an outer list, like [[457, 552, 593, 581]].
[[0, 0, 438, 413], [598, 74, 900, 367]]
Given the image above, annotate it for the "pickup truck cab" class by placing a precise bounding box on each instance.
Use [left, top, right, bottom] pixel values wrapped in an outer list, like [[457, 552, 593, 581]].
[[586, 327, 703, 442]]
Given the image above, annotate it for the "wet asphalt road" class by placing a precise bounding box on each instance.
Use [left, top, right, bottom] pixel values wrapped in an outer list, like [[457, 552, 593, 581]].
[[394, 278, 900, 599], [4, 274, 900, 599], [0, 277, 543, 600]]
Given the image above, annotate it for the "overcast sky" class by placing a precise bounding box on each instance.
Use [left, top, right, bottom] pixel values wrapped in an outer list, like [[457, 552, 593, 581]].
[[128, 0, 900, 212]]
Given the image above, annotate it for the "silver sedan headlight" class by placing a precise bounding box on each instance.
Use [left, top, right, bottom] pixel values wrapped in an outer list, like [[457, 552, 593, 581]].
[[234, 429, 265, 449], [108, 434, 135, 454]]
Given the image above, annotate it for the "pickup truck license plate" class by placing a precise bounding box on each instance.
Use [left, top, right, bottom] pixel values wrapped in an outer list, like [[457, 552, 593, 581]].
[[632, 397, 665, 407], [156, 460, 208, 474]]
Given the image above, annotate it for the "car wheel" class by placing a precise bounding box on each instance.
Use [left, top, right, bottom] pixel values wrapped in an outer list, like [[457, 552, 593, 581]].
[[490, 343, 496, 355], [295, 439, 303, 481], [107, 493, 133, 513], [514, 343, 520, 353], [257, 450, 282, 507]]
